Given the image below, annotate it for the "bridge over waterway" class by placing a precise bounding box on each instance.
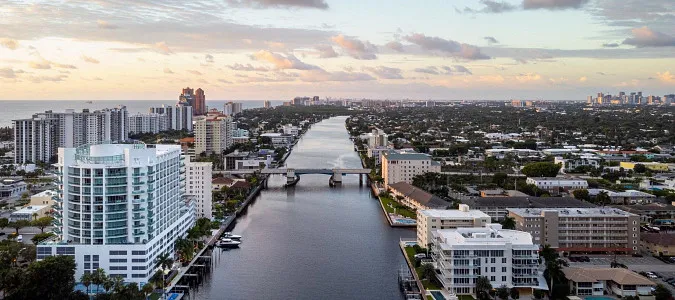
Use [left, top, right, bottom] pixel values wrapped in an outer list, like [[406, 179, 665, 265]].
[[215, 168, 371, 186]]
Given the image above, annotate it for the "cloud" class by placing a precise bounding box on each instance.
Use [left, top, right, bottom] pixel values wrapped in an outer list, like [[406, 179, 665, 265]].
[[218, 79, 232, 84], [92, 77, 103, 81], [152, 42, 173, 55], [602, 43, 620, 48], [463, 0, 517, 13], [414, 66, 439, 75], [187, 70, 202, 75], [477, 75, 505, 83], [163, 68, 174, 74], [453, 65, 473, 75], [363, 66, 404, 80], [0, 38, 19, 50], [385, 41, 404, 52], [404, 33, 490, 60], [331, 34, 378, 60], [226, 0, 329, 9], [97, 20, 119, 29], [265, 41, 286, 50], [197, 78, 208, 84], [81, 55, 100, 64], [484, 36, 499, 44], [29, 74, 68, 83], [29, 60, 52, 69], [315, 45, 338, 58], [523, 0, 590, 10], [579, 76, 587, 82], [0, 68, 23, 79], [299, 69, 375, 82], [205, 54, 214, 63], [227, 63, 270, 71], [515, 73, 542, 82], [250, 50, 318, 70], [622, 27, 675, 47], [657, 71, 674, 83]]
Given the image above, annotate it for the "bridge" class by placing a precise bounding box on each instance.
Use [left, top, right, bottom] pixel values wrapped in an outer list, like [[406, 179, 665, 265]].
[[215, 168, 371, 186]]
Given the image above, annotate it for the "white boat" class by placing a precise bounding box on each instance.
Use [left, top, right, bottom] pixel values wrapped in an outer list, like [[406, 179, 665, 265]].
[[222, 232, 242, 240], [216, 238, 241, 248]]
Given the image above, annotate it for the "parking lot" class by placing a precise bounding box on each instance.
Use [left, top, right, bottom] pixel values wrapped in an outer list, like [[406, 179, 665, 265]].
[[567, 255, 675, 293]]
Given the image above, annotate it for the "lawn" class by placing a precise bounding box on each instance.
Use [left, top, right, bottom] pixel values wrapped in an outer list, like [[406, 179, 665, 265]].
[[380, 196, 416, 219], [404, 247, 442, 291]]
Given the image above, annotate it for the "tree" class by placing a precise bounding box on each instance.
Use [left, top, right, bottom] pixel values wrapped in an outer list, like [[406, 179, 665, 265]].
[[0, 217, 8, 230], [80, 272, 92, 295], [8, 220, 30, 235], [509, 287, 520, 299], [496, 285, 509, 300], [31, 217, 54, 233], [420, 263, 439, 287], [493, 172, 509, 187], [572, 189, 590, 201], [91, 268, 108, 294], [533, 289, 546, 299], [521, 162, 562, 177], [500, 217, 516, 230], [654, 284, 672, 300], [31, 232, 55, 244], [155, 252, 174, 297], [5, 255, 76, 300], [595, 191, 612, 206], [141, 283, 154, 300], [634, 163, 647, 173], [541, 245, 569, 298], [475, 276, 493, 300]]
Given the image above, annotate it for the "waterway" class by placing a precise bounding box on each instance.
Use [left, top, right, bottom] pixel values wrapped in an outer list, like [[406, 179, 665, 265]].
[[195, 116, 415, 300]]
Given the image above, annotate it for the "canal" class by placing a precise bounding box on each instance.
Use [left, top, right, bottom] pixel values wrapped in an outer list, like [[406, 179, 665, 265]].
[[195, 116, 415, 300]]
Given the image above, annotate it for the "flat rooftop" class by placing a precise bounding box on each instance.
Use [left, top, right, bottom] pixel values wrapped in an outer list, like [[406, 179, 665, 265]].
[[508, 207, 636, 217], [419, 209, 490, 219], [433, 224, 534, 247]]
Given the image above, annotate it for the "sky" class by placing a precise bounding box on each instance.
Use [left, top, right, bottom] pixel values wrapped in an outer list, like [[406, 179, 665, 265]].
[[0, 0, 674, 101]]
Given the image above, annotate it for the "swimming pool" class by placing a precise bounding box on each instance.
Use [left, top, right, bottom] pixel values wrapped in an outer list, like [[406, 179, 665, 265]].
[[430, 291, 446, 300], [585, 296, 614, 300], [394, 219, 417, 224]]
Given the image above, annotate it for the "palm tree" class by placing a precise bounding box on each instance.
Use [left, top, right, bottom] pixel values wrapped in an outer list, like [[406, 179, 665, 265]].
[[541, 245, 568, 297], [596, 190, 612, 206], [90, 268, 107, 294], [141, 283, 155, 299], [475, 276, 492, 300], [500, 216, 516, 230], [80, 272, 92, 295], [155, 252, 174, 298]]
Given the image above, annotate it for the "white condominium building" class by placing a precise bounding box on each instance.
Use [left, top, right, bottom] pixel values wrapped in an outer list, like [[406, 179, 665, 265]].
[[417, 205, 491, 247], [13, 107, 129, 164], [525, 177, 588, 194], [185, 158, 213, 219], [37, 142, 195, 284], [149, 105, 193, 132], [381, 150, 441, 186], [128, 113, 169, 134], [431, 224, 547, 295], [194, 112, 233, 155]]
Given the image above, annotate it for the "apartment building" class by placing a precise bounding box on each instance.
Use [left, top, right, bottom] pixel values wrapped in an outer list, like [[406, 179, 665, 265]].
[[554, 156, 601, 172], [185, 158, 212, 219], [388, 181, 449, 211], [416, 205, 491, 247], [128, 113, 169, 134], [13, 107, 129, 164], [37, 143, 195, 284], [563, 268, 655, 297], [381, 150, 441, 186], [463, 196, 595, 221], [525, 177, 588, 194], [194, 112, 233, 155], [260, 133, 294, 148], [508, 207, 640, 253], [430, 224, 546, 295], [149, 105, 193, 131]]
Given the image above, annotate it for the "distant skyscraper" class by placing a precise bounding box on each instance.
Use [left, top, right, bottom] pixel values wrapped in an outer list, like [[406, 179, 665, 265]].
[[179, 87, 195, 111], [194, 110, 233, 155], [194, 88, 206, 115], [128, 113, 169, 134], [587, 96, 593, 105], [149, 105, 192, 131], [263, 100, 271, 108], [223, 102, 242, 116]]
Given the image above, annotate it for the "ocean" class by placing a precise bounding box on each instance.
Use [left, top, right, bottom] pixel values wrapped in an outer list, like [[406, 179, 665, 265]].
[[0, 100, 286, 127]]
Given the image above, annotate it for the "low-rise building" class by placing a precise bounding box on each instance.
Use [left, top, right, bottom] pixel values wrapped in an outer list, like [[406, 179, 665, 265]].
[[281, 124, 299, 136], [508, 207, 640, 253], [620, 162, 670, 172], [416, 205, 491, 247], [29, 190, 57, 206], [260, 133, 294, 148], [381, 150, 441, 187], [563, 267, 655, 297], [479, 189, 528, 197], [0, 179, 27, 198], [640, 232, 675, 256], [212, 177, 235, 190], [587, 189, 656, 204], [430, 224, 547, 295], [611, 204, 675, 226], [463, 197, 595, 221], [224, 151, 271, 170], [388, 181, 449, 210], [525, 177, 588, 194], [10, 205, 50, 221], [554, 156, 601, 172]]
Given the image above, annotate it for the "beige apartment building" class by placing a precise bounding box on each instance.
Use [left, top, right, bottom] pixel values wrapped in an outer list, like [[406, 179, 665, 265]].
[[508, 207, 640, 253], [381, 150, 441, 187], [194, 112, 233, 155], [416, 204, 491, 247]]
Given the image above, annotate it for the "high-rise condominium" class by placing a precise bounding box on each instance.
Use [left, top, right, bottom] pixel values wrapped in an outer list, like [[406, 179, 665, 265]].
[[194, 110, 233, 155], [37, 143, 195, 284], [149, 105, 193, 132], [194, 88, 206, 116], [223, 102, 242, 116], [13, 106, 128, 164]]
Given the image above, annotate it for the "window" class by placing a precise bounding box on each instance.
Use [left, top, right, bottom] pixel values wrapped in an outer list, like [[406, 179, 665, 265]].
[[132, 266, 146, 270], [490, 267, 496, 272], [132, 274, 145, 278], [110, 258, 127, 263], [109, 250, 127, 255], [502, 276, 507, 282], [132, 258, 146, 263], [56, 247, 75, 255], [490, 276, 495, 281], [132, 250, 146, 255], [502, 258, 507, 263], [502, 267, 507, 272], [110, 266, 127, 270]]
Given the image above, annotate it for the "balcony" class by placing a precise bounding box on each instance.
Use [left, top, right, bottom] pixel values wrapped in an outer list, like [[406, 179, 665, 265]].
[[133, 215, 146, 220], [132, 199, 145, 204], [133, 231, 146, 236], [132, 190, 145, 195], [133, 173, 146, 177], [53, 220, 63, 226], [132, 181, 145, 185], [133, 222, 146, 228], [133, 207, 146, 212], [52, 196, 62, 203]]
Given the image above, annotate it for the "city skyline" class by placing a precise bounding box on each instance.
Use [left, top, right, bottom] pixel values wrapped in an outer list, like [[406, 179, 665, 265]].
[[0, 0, 674, 100]]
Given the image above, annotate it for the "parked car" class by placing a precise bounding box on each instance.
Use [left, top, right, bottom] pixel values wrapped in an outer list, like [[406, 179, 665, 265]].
[[414, 253, 427, 259], [632, 253, 644, 257], [16, 235, 22, 242]]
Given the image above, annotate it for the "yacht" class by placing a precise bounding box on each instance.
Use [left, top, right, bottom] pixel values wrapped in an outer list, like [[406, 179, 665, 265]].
[[216, 238, 241, 248], [222, 232, 242, 240]]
